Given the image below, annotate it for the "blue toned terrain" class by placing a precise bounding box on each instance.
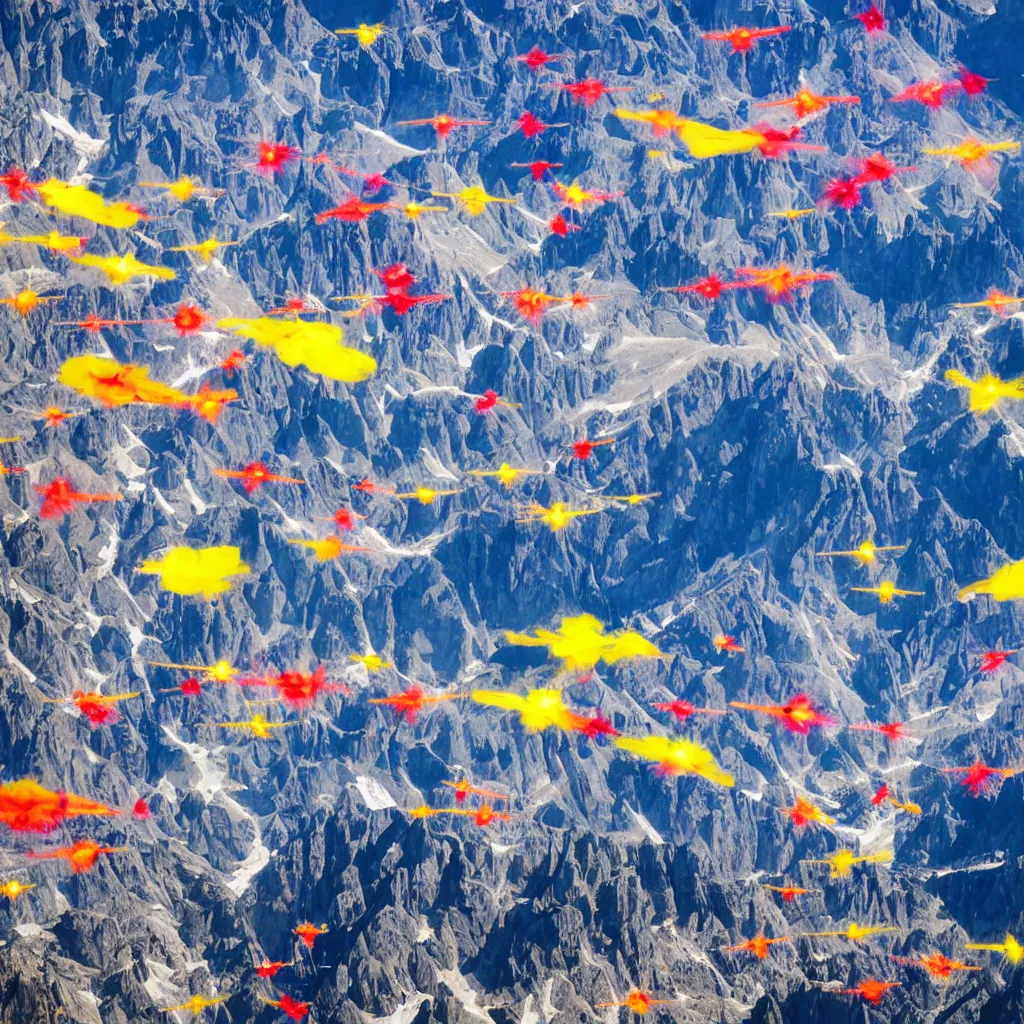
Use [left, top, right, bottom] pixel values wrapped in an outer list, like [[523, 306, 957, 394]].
[[2, 1, 1024, 1022]]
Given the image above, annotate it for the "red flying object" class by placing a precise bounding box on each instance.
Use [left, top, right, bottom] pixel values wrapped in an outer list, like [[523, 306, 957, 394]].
[[267, 297, 316, 316], [40, 407, 77, 428], [544, 79, 631, 107], [336, 166, 394, 193], [713, 634, 744, 654], [214, 461, 305, 494], [368, 685, 462, 723], [314, 508, 365, 532], [853, 153, 915, 184], [382, 291, 450, 316], [474, 389, 519, 414], [469, 805, 511, 827], [980, 650, 1017, 673], [374, 263, 416, 292], [854, 6, 886, 34], [1, 167, 37, 201], [548, 214, 580, 237], [53, 305, 209, 336], [765, 884, 814, 903], [255, 142, 301, 175], [316, 198, 394, 224], [516, 112, 568, 139], [841, 980, 900, 1005], [702, 26, 791, 53], [293, 922, 327, 949], [579, 713, 619, 740], [664, 274, 749, 301], [730, 693, 834, 734], [652, 699, 727, 724], [570, 437, 615, 461], [35, 478, 121, 519], [262, 993, 309, 1021], [751, 123, 827, 159], [957, 66, 989, 97], [240, 666, 349, 709], [353, 478, 395, 496], [890, 81, 961, 109], [257, 960, 292, 978], [851, 721, 914, 743], [133, 799, 151, 819], [159, 677, 203, 698], [170, 304, 209, 335], [516, 46, 566, 72], [756, 90, 860, 120], [944, 760, 1017, 796], [396, 114, 490, 138], [822, 176, 864, 209], [512, 160, 563, 181]]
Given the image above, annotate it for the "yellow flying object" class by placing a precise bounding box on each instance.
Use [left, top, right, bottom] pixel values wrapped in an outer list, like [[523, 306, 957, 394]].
[[945, 369, 1024, 414], [169, 238, 238, 263], [769, 208, 817, 220], [349, 652, 391, 672], [0, 880, 34, 900], [159, 994, 230, 1015], [605, 492, 660, 506], [335, 22, 385, 46], [816, 541, 907, 565], [403, 202, 448, 220], [849, 581, 924, 604], [465, 463, 542, 489], [396, 487, 462, 505], [431, 186, 515, 217], [966, 933, 1024, 966], [140, 176, 223, 202], [71, 252, 175, 286], [517, 502, 601, 532], [208, 714, 294, 739], [803, 849, 893, 879]]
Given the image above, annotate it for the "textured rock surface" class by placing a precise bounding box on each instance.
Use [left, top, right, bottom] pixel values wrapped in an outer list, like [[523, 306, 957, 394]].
[[2, 0, 1024, 1022]]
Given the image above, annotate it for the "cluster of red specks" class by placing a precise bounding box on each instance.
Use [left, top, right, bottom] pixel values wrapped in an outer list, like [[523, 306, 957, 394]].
[[176, 678, 203, 697], [822, 176, 864, 209], [548, 213, 580, 237], [871, 783, 891, 806], [841, 980, 900, 1006], [854, 5, 886, 34], [353, 478, 395, 496], [257, 960, 290, 979], [516, 45, 566, 72], [267, 297, 311, 315], [472, 805, 511, 827], [331, 508, 364, 532], [375, 263, 415, 292], [474, 389, 519, 415], [255, 141, 301, 175], [346, 263, 450, 317], [335, 166, 393, 194], [546, 79, 632, 108], [980, 649, 1017, 673], [853, 152, 915, 184], [752, 123, 825, 159], [780, 694, 835, 733], [275, 994, 310, 1021], [512, 160, 563, 181], [42, 407, 74, 428], [72, 690, 122, 727], [188, 384, 238, 425], [702, 26, 792, 53], [133, 799, 151, 820], [653, 699, 726, 724], [1, 167, 37, 202], [220, 349, 246, 376], [666, 274, 750, 301]]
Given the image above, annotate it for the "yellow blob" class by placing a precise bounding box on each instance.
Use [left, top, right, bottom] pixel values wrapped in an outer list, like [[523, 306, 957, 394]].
[[966, 933, 1024, 966], [37, 179, 146, 228], [503, 613, 663, 672], [350, 653, 390, 672], [471, 687, 587, 733], [960, 558, 1024, 602], [59, 355, 188, 408], [170, 238, 237, 262], [676, 121, 761, 158], [139, 545, 250, 598], [616, 735, 735, 787], [945, 368, 1024, 413], [217, 317, 376, 383], [431, 186, 515, 216], [70, 252, 176, 286]]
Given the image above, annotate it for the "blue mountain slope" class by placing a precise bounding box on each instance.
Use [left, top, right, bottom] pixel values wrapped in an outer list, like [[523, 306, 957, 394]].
[[2, 1, 1024, 1022]]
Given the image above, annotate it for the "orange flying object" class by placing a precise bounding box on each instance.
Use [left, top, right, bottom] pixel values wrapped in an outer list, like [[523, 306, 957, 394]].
[[293, 922, 327, 949], [396, 114, 490, 138], [756, 89, 860, 120], [443, 778, 508, 805], [713, 634, 744, 654], [551, 180, 624, 210], [783, 795, 836, 828], [730, 693, 834, 734], [734, 264, 836, 302], [871, 784, 922, 815], [727, 935, 791, 959], [0, 779, 121, 833], [315, 197, 395, 224], [256, 959, 293, 978], [892, 952, 981, 980], [501, 287, 569, 324], [0, 459, 26, 478], [595, 991, 672, 1016], [0, 880, 35, 900], [214, 461, 305, 494], [260, 993, 309, 1021], [953, 288, 1023, 315], [452, 804, 511, 828], [763, 884, 816, 903], [353, 478, 395, 497], [1, 288, 64, 316], [922, 138, 1020, 184], [838, 980, 901, 1006], [702, 25, 791, 53], [28, 840, 127, 874], [159, 993, 230, 1015], [289, 536, 369, 561], [369, 686, 464, 723], [39, 406, 79, 428]]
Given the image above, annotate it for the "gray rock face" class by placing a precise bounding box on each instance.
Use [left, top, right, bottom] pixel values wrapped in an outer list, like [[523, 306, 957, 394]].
[[2, 0, 1023, 1022]]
